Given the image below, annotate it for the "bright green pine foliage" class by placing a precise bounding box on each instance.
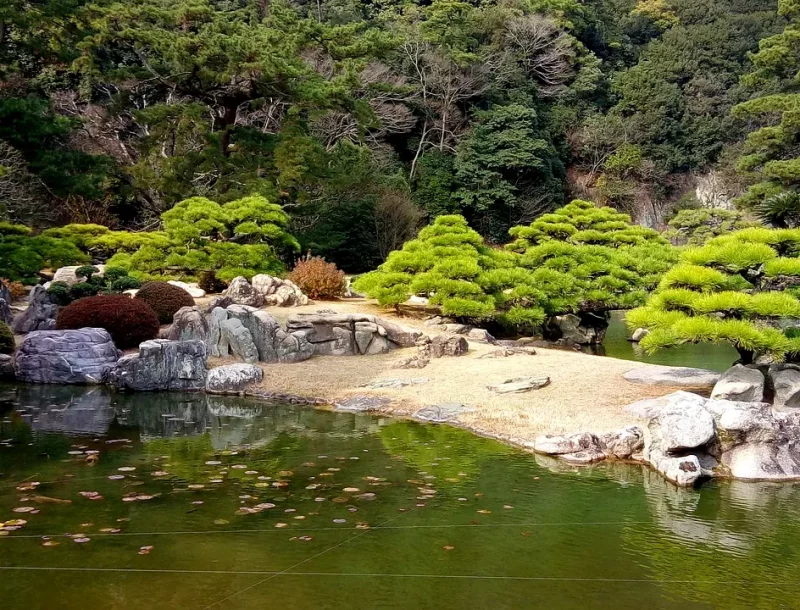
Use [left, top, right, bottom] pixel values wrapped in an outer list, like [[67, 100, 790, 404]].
[[629, 227, 800, 362], [106, 195, 299, 281], [0, 222, 88, 283], [507, 200, 676, 314], [353, 215, 547, 327], [663, 209, 760, 246]]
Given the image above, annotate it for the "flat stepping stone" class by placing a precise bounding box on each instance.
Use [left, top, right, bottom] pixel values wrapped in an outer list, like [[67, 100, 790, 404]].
[[413, 403, 473, 423], [361, 378, 429, 389], [487, 376, 550, 394], [623, 365, 720, 389], [334, 396, 391, 413]]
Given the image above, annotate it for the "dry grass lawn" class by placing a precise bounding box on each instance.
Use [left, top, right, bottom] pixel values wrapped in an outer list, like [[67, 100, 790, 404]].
[[207, 298, 686, 444]]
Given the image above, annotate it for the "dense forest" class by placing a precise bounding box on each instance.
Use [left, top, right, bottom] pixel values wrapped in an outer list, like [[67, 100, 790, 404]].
[[0, 0, 797, 272]]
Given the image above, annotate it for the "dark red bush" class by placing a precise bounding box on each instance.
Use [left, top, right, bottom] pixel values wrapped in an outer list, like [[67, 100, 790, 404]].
[[134, 281, 195, 324], [56, 294, 160, 349]]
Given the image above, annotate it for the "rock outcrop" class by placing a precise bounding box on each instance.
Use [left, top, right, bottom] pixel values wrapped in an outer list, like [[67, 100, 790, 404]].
[[430, 333, 468, 358], [533, 427, 645, 465], [544, 313, 607, 345], [167, 306, 210, 342], [12, 285, 58, 334], [108, 339, 207, 391], [206, 363, 264, 394], [287, 313, 422, 356], [623, 365, 720, 389], [223, 275, 310, 308], [711, 364, 765, 402], [487, 376, 550, 394], [14, 328, 120, 384]]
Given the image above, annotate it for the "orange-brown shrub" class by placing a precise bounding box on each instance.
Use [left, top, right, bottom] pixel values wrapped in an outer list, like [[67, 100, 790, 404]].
[[56, 294, 160, 349], [288, 256, 345, 300], [1, 279, 27, 301]]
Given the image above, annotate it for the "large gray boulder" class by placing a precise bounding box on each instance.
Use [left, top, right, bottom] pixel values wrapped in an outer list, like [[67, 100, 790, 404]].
[[544, 313, 605, 345], [252, 274, 309, 306], [711, 364, 765, 402], [206, 363, 263, 394], [108, 339, 207, 391], [219, 318, 259, 364], [533, 432, 601, 455], [652, 399, 716, 452], [601, 426, 645, 459], [768, 365, 800, 409], [223, 276, 264, 307], [14, 328, 120, 384], [12, 285, 58, 334]]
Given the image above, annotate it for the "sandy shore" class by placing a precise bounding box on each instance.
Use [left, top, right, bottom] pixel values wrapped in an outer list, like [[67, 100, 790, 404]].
[[207, 298, 689, 444]]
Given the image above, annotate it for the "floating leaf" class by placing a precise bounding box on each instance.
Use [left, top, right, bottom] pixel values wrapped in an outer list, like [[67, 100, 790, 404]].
[[151, 471, 169, 477], [72, 537, 91, 543], [205, 461, 221, 466], [443, 545, 454, 551], [187, 484, 205, 490], [16, 482, 40, 492], [332, 519, 346, 524], [13, 506, 35, 513], [275, 523, 288, 528], [343, 487, 360, 493], [108, 475, 125, 481], [477, 509, 491, 514], [213, 519, 230, 525], [118, 467, 136, 472], [138, 545, 154, 555]]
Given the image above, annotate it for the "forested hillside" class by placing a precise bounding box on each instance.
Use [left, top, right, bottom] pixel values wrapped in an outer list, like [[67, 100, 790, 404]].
[[0, 0, 789, 271]]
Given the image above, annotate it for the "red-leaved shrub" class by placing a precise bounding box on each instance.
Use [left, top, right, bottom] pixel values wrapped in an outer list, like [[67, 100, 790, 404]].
[[288, 256, 346, 300], [134, 281, 195, 323], [56, 294, 160, 349]]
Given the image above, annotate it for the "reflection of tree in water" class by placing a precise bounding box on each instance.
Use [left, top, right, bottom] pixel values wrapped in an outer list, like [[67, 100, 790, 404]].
[[625, 470, 800, 609], [379, 420, 514, 491]]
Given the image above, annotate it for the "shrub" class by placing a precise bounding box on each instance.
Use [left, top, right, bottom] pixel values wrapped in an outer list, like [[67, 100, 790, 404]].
[[289, 256, 346, 299], [46, 281, 73, 306], [56, 295, 160, 349], [0, 222, 88, 283], [663, 209, 759, 246], [134, 281, 195, 323], [198, 270, 227, 294], [70, 282, 99, 300], [46, 267, 140, 305], [1, 279, 26, 300], [630, 227, 800, 363], [0, 321, 14, 354]]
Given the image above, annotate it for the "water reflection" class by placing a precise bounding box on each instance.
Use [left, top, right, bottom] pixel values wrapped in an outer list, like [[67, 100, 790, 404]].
[[0, 384, 380, 450]]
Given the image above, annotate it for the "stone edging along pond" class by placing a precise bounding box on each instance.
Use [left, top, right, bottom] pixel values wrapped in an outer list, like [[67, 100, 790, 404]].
[[7, 302, 800, 488]]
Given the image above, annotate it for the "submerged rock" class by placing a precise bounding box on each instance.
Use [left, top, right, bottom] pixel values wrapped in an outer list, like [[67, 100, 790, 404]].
[[413, 403, 473, 423], [14, 328, 120, 384], [334, 395, 391, 413], [711, 364, 764, 402], [108, 339, 207, 391], [601, 426, 645, 459]]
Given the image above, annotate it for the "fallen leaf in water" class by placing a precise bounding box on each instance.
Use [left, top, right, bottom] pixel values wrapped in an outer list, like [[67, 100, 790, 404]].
[[355, 523, 370, 530], [343, 487, 360, 493], [327, 468, 340, 472], [477, 510, 491, 514], [138, 545, 154, 555], [278, 470, 293, 477], [445, 478, 460, 483], [214, 519, 230, 525], [231, 465, 247, 469], [293, 515, 305, 520], [358, 493, 376, 501], [31, 496, 71, 505], [16, 482, 40, 492], [503, 505, 513, 509], [192, 501, 204, 505], [443, 545, 454, 551], [80, 523, 94, 528], [245, 471, 258, 475], [122, 493, 158, 502], [298, 535, 313, 541], [0, 531, 9, 537], [332, 519, 346, 524], [72, 537, 91, 543], [301, 462, 315, 467], [79, 491, 102, 500], [275, 523, 288, 528], [187, 484, 205, 490], [151, 471, 169, 477], [108, 475, 125, 481], [118, 467, 136, 472], [416, 503, 426, 507], [457, 497, 467, 502], [99, 528, 120, 533], [407, 479, 423, 485], [41, 538, 59, 547], [209, 479, 223, 484], [522, 531, 531, 537], [68, 451, 84, 456], [332, 497, 347, 503], [255, 482, 269, 488], [255, 503, 275, 510], [205, 461, 221, 466], [13, 506, 35, 513]]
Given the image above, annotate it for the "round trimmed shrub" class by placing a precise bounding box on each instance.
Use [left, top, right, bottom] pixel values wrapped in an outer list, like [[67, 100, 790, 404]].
[[134, 281, 195, 323], [0, 321, 14, 354], [288, 256, 345, 300], [56, 295, 160, 349]]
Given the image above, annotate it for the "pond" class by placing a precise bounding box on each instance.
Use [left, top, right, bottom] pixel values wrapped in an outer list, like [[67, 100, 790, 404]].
[[2, 384, 800, 610], [584, 311, 739, 373]]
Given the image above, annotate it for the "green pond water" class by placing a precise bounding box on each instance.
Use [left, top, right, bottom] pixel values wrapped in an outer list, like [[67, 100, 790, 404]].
[[2, 384, 800, 610], [584, 311, 739, 373]]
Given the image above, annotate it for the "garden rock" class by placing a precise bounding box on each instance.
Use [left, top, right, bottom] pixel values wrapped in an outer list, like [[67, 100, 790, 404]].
[[206, 363, 264, 394], [623, 365, 720, 389], [769, 365, 800, 409], [361, 378, 429, 389], [466, 328, 496, 344], [430, 333, 468, 358], [219, 318, 259, 363], [52, 264, 106, 287], [630, 328, 650, 342], [711, 364, 765, 402], [413, 403, 473, 423], [487, 376, 550, 394], [12, 285, 58, 334], [168, 280, 205, 298], [478, 347, 537, 359], [651, 399, 716, 452], [534, 432, 601, 455], [14, 328, 120, 384], [108, 339, 207, 391], [251, 274, 309, 306], [224, 276, 264, 307], [545, 314, 604, 345], [601, 426, 645, 459], [334, 395, 391, 413], [205, 295, 233, 313], [287, 313, 422, 356], [0, 282, 11, 324], [167, 306, 210, 342]]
